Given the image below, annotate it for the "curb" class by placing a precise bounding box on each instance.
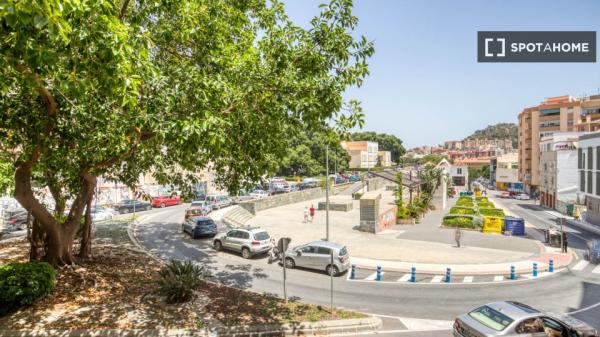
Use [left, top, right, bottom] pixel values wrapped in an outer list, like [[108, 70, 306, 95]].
[[0, 317, 383, 337]]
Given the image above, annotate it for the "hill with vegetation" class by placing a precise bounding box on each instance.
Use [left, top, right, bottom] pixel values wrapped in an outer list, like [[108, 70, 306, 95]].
[[464, 123, 517, 143]]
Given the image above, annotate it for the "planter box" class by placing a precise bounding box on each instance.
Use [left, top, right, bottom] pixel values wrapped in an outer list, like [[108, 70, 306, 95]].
[[397, 218, 415, 225]]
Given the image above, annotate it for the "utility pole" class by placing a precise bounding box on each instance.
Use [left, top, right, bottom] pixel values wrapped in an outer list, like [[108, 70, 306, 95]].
[[326, 144, 330, 241]]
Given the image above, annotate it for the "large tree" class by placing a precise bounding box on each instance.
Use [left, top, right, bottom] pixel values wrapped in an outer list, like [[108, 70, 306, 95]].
[[0, 0, 373, 265]]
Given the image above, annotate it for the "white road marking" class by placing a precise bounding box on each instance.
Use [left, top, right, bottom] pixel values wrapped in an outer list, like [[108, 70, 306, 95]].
[[568, 301, 600, 314], [397, 274, 411, 282], [398, 317, 454, 331], [430, 275, 443, 283], [572, 260, 589, 271], [365, 272, 384, 281], [494, 275, 504, 281], [592, 265, 600, 274], [462, 276, 473, 283]]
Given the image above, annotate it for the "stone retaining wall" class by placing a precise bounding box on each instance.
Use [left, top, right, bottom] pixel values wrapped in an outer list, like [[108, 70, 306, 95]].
[[239, 184, 350, 215]]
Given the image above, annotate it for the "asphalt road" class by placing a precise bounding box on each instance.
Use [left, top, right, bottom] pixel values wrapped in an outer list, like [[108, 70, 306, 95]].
[[133, 201, 600, 336]]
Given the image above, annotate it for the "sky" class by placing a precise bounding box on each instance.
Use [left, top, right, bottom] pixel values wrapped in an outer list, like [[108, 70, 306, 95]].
[[282, 0, 600, 148]]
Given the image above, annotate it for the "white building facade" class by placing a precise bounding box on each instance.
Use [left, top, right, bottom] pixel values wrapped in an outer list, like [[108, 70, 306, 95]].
[[577, 132, 600, 227]]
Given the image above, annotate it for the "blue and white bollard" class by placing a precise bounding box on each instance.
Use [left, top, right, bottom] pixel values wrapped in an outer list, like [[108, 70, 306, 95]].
[[350, 264, 356, 279], [376, 265, 382, 281], [548, 259, 554, 273], [445, 267, 452, 283], [410, 267, 416, 283], [532, 262, 538, 277], [510, 265, 516, 280]]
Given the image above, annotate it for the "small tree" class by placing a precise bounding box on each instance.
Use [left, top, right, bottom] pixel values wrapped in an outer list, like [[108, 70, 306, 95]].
[[395, 173, 408, 219]]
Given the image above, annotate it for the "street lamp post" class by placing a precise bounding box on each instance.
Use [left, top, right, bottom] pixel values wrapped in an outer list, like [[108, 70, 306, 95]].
[[326, 145, 330, 241]]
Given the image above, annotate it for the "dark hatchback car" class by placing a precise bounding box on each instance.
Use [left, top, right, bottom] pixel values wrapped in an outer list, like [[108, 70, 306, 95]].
[[113, 199, 152, 214], [182, 217, 218, 239]]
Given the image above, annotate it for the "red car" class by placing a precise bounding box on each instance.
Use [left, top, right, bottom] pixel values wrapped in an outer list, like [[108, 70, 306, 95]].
[[151, 195, 182, 208]]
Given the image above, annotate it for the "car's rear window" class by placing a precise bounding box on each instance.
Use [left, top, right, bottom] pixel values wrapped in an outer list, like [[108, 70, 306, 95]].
[[339, 247, 348, 256], [197, 220, 214, 226], [468, 306, 514, 331], [191, 202, 204, 207], [254, 232, 270, 240]]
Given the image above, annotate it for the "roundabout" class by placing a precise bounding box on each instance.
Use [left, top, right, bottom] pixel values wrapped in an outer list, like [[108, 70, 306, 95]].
[[130, 199, 600, 336]]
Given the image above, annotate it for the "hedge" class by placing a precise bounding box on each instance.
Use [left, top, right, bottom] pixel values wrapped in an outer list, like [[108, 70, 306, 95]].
[[475, 196, 489, 202], [479, 208, 505, 217], [442, 216, 477, 229], [0, 262, 55, 315], [477, 202, 496, 209], [449, 207, 476, 215]]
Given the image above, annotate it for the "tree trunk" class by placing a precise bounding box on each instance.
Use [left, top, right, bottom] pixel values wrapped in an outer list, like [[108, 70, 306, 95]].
[[78, 196, 93, 259], [28, 218, 47, 261]]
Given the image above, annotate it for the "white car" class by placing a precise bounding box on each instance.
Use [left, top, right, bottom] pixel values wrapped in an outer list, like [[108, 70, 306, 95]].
[[91, 206, 116, 221], [250, 189, 269, 199], [514, 193, 530, 200]]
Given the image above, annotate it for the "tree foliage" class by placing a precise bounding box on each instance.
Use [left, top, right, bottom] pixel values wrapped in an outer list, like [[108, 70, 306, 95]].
[[278, 128, 351, 177], [464, 123, 517, 147], [350, 131, 405, 164], [0, 0, 373, 265]]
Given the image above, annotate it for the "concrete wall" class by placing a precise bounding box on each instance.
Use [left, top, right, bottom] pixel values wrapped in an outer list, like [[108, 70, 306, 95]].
[[378, 205, 397, 231], [238, 184, 349, 215], [358, 191, 380, 233]]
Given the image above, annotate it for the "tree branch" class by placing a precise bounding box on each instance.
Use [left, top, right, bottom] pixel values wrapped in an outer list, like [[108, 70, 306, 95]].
[[118, 0, 130, 22]]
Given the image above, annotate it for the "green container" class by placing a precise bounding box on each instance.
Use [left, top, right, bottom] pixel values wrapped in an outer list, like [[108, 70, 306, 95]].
[[566, 204, 574, 216], [459, 191, 467, 197]]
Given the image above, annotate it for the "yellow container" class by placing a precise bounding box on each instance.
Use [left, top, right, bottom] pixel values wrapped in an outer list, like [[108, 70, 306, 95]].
[[483, 216, 503, 234], [475, 191, 482, 197]]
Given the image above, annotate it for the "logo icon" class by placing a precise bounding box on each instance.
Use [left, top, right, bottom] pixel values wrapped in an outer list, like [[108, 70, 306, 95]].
[[484, 38, 505, 57]]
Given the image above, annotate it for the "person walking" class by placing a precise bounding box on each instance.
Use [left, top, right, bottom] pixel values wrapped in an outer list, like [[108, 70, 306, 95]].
[[303, 206, 309, 223], [455, 227, 463, 248], [562, 231, 568, 253], [309, 204, 315, 222]]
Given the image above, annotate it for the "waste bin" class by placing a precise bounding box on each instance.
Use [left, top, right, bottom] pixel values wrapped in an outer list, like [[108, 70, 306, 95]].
[[483, 216, 503, 234], [504, 217, 525, 236], [466, 191, 474, 196], [566, 204, 574, 216]]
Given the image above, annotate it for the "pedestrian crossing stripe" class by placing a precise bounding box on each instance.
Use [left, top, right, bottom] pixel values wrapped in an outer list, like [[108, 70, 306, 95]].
[[430, 275, 443, 283], [592, 265, 600, 274], [494, 275, 504, 282], [365, 272, 384, 281], [397, 274, 411, 282], [572, 260, 589, 271], [462, 276, 473, 283]]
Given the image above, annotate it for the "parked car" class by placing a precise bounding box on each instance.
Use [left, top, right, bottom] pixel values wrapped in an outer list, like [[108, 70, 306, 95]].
[[269, 178, 290, 193], [250, 189, 269, 199], [1, 207, 29, 230], [348, 175, 361, 183], [182, 217, 217, 239], [206, 194, 232, 209], [113, 199, 152, 214], [231, 191, 253, 204], [500, 192, 511, 198], [151, 195, 182, 208], [185, 200, 212, 219], [284, 240, 350, 277], [335, 175, 347, 184], [90, 206, 116, 221], [514, 193, 531, 200], [288, 182, 299, 192], [588, 240, 600, 264], [453, 301, 598, 337], [212, 227, 272, 259]]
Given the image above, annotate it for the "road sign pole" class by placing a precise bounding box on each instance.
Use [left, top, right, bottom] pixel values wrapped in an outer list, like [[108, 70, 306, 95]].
[[283, 248, 287, 304], [326, 145, 330, 241]]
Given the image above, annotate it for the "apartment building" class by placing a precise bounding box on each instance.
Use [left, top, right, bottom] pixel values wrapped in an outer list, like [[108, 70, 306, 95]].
[[340, 141, 379, 169], [518, 96, 582, 195], [577, 132, 600, 226], [539, 133, 581, 211], [377, 151, 392, 167]]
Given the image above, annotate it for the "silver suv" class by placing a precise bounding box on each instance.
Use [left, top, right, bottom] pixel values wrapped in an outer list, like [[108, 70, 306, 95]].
[[213, 228, 272, 259], [284, 240, 350, 276]]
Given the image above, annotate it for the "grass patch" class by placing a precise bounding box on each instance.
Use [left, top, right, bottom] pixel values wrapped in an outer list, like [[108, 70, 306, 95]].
[[442, 215, 480, 229], [479, 208, 505, 217]]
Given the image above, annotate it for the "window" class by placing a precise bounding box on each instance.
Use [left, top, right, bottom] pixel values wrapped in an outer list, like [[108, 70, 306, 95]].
[[581, 171, 586, 192], [468, 306, 514, 331], [587, 171, 593, 194], [316, 247, 331, 255], [240, 231, 250, 239], [253, 232, 270, 240], [457, 168, 462, 174], [300, 246, 317, 253], [596, 172, 600, 197], [540, 108, 561, 116], [596, 147, 600, 170], [589, 147, 594, 170], [515, 318, 544, 334]]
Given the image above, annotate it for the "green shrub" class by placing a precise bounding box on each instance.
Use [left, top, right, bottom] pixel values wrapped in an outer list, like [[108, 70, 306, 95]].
[[475, 196, 488, 202], [442, 216, 476, 228], [158, 260, 204, 303], [0, 262, 55, 315], [456, 200, 474, 207], [449, 207, 476, 215], [477, 202, 495, 209], [479, 208, 505, 217]]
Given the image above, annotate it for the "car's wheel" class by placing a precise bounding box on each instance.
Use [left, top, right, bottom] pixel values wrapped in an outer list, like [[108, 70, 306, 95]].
[[326, 265, 339, 277], [241, 247, 251, 259], [284, 257, 295, 269], [160, 203, 166, 208], [213, 240, 222, 251]]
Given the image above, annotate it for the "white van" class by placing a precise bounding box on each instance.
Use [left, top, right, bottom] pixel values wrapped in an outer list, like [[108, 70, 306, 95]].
[[206, 194, 232, 209]]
